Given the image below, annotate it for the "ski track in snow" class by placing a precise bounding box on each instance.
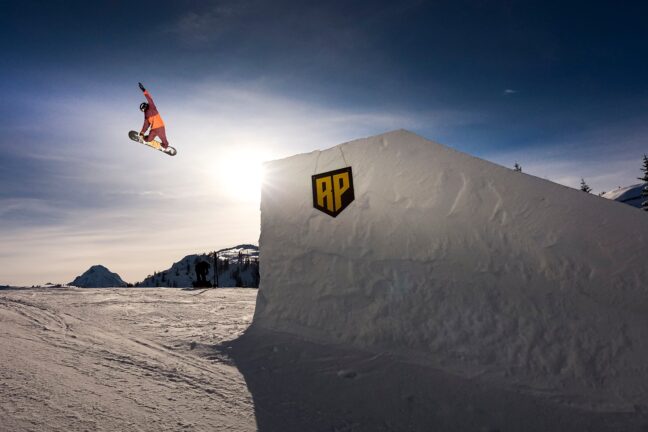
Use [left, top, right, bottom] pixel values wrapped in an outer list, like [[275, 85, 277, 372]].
[[0, 288, 257, 432]]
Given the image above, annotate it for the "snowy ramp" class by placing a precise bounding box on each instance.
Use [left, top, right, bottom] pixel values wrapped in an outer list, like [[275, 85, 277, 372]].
[[254, 129, 648, 409]]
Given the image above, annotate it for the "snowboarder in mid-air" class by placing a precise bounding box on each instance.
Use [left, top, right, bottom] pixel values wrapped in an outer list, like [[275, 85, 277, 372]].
[[138, 82, 169, 148], [129, 82, 177, 156]]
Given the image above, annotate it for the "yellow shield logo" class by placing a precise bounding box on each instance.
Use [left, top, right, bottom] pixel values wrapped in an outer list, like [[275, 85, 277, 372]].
[[312, 167, 355, 217]]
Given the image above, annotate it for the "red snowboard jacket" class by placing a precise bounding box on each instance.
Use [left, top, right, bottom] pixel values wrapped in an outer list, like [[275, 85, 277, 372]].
[[140, 90, 165, 134]]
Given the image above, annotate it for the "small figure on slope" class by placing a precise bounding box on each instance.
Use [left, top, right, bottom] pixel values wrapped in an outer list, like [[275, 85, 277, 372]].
[[138, 82, 170, 149]]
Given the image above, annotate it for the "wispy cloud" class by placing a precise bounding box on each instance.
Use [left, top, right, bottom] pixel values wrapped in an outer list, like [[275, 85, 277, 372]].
[[173, 1, 243, 44], [166, 81, 434, 157], [503, 89, 518, 95], [0, 198, 66, 219]]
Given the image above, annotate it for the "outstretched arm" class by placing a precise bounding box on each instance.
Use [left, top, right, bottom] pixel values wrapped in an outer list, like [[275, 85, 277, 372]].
[[139, 82, 156, 109]]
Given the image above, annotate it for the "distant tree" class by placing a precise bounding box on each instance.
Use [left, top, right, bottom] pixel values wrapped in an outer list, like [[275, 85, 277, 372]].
[[639, 155, 648, 211], [580, 178, 592, 193], [638, 155, 648, 182], [513, 162, 522, 172], [232, 268, 243, 287]]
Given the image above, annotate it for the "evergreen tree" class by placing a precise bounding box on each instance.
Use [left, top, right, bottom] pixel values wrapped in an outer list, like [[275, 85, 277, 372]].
[[580, 178, 592, 193], [513, 162, 522, 172], [638, 155, 648, 182], [232, 268, 243, 287], [639, 154, 648, 211]]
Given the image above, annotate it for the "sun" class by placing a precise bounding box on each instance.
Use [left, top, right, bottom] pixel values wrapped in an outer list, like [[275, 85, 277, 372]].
[[214, 148, 269, 203]]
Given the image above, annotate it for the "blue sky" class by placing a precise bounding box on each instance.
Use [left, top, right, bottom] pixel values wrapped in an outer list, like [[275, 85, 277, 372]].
[[1, 0, 647, 285]]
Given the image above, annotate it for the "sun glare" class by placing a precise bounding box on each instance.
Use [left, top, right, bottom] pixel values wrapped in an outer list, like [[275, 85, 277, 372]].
[[215, 148, 269, 203]]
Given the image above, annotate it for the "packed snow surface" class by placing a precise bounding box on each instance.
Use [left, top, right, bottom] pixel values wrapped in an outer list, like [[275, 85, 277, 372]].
[[256, 129, 648, 410], [2, 287, 647, 431], [69, 265, 127, 288]]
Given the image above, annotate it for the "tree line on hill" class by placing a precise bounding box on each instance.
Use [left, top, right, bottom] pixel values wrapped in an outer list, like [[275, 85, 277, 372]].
[[136, 248, 260, 288]]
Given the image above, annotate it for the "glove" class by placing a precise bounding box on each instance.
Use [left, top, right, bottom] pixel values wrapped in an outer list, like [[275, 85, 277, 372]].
[[138, 82, 146, 92]]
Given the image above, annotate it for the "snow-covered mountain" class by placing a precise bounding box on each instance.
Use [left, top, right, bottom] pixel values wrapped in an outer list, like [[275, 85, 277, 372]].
[[69, 265, 127, 288], [601, 183, 647, 208], [137, 244, 259, 288]]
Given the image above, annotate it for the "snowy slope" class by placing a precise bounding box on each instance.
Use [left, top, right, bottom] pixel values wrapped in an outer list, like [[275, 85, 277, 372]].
[[5, 288, 646, 431], [601, 183, 647, 208], [69, 265, 127, 288], [0, 288, 258, 431], [255, 129, 648, 410], [137, 245, 259, 288]]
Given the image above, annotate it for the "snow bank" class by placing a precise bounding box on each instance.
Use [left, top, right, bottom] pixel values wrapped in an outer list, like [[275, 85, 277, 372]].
[[601, 183, 647, 208], [254, 129, 648, 409]]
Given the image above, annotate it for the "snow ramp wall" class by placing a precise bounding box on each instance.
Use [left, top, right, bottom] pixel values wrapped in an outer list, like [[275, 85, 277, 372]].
[[254, 129, 648, 409]]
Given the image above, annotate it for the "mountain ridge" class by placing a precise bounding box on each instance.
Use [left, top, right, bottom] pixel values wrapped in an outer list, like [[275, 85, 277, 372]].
[[69, 265, 127, 288]]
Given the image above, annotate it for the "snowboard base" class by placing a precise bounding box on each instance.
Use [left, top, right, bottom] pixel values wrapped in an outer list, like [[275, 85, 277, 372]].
[[128, 131, 177, 156]]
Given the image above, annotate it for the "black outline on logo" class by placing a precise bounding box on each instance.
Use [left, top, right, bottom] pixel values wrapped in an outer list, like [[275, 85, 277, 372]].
[[312, 167, 355, 217]]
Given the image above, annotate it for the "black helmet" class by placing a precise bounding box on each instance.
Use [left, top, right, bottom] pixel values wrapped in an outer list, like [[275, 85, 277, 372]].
[[140, 102, 149, 112]]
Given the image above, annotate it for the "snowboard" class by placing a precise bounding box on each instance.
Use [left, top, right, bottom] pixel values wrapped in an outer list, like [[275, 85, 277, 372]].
[[128, 131, 177, 156]]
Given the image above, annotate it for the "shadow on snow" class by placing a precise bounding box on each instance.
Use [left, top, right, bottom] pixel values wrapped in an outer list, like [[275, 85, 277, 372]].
[[211, 326, 646, 432]]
